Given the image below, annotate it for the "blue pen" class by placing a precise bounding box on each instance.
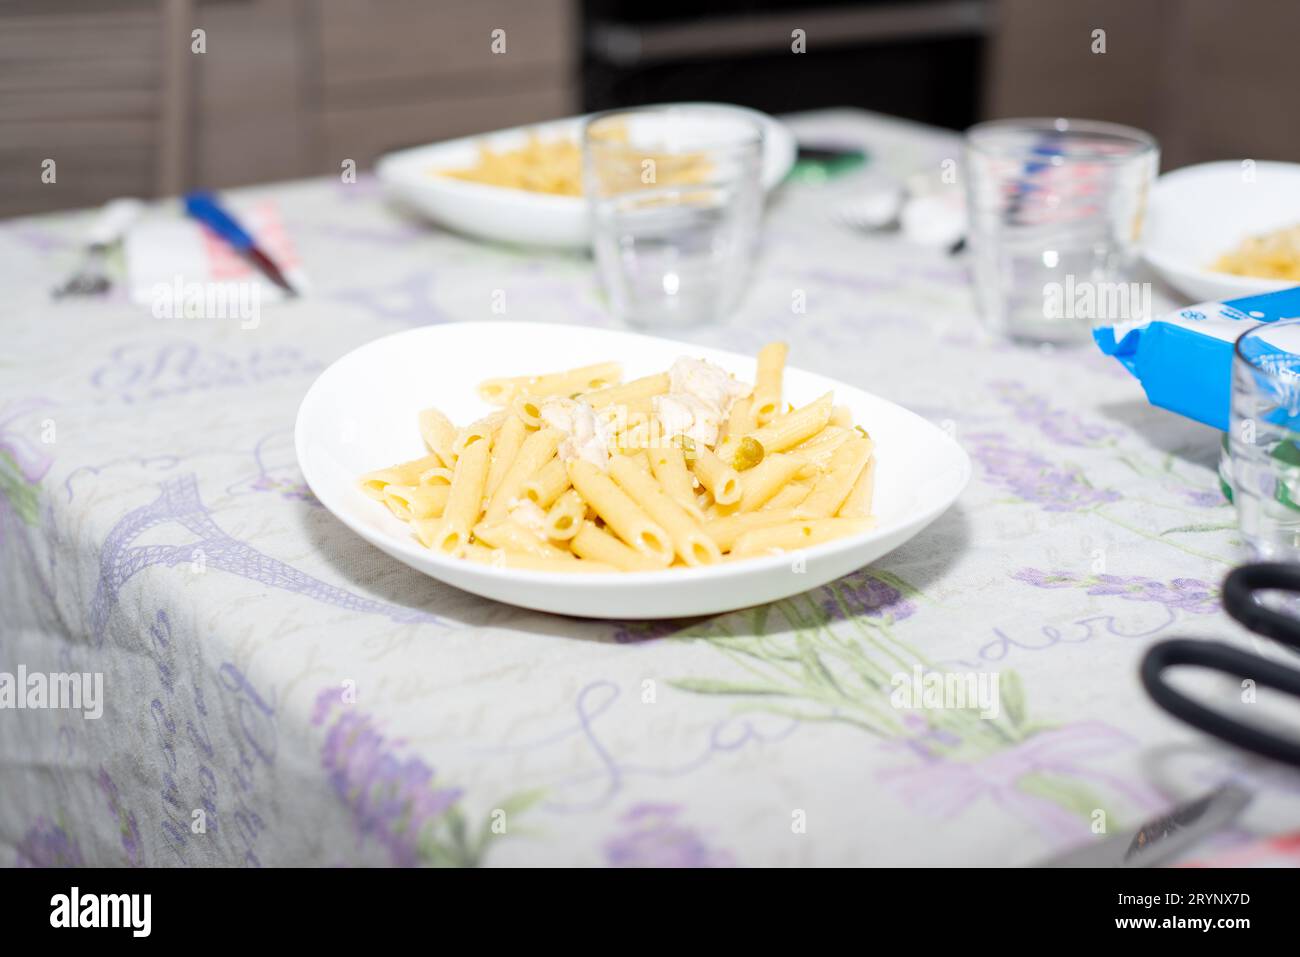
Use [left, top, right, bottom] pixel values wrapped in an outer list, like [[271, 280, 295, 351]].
[[183, 191, 297, 296]]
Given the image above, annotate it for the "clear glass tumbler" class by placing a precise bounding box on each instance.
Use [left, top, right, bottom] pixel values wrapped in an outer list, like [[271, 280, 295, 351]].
[[965, 118, 1159, 344], [583, 105, 764, 328], [1230, 320, 1300, 560]]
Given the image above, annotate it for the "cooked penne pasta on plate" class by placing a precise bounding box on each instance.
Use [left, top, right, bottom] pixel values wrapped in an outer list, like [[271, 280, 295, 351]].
[[298, 320, 969, 616], [357, 342, 879, 572]]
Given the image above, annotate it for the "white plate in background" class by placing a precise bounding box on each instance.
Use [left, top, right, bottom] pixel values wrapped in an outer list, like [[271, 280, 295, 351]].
[[375, 104, 798, 249], [295, 322, 969, 619], [1144, 160, 1300, 302]]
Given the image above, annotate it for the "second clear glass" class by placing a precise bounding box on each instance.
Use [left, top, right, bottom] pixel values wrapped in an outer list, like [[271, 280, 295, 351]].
[[1231, 319, 1300, 561], [965, 117, 1159, 344], [583, 105, 764, 328]]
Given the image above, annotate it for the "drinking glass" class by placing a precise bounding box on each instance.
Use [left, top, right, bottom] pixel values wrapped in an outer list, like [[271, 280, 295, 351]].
[[965, 117, 1159, 343], [583, 105, 764, 328], [1230, 320, 1300, 560]]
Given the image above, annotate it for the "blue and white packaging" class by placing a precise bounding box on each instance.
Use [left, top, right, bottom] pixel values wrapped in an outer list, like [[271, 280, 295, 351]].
[[1093, 286, 1300, 431]]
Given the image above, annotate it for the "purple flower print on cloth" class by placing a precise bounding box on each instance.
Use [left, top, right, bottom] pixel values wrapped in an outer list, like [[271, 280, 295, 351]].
[[604, 803, 735, 868], [967, 431, 1120, 511], [877, 721, 1166, 844], [249, 474, 316, 503], [98, 768, 142, 866], [331, 271, 447, 326], [227, 430, 319, 505], [1013, 568, 1220, 615], [991, 382, 1123, 448], [1, 220, 71, 255], [822, 570, 916, 623], [883, 713, 964, 764], [15, 818, 83, 867], [1181, 488, 1227, 508], [312, 690, 463, 867]]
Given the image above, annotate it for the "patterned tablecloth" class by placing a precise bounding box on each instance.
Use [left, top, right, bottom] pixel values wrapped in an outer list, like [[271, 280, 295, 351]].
[[3, 109, 1297, 868]]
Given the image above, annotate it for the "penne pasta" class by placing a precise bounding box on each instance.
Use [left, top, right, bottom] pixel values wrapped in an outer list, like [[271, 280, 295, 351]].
[[796, 437, 873, 518], [567, 460, 673, 565], [747, 392, 834, 454], [511, 394, 545, 429], [751, 341, 788, 425], [473, 519, 570, 559], [362, 341, 883, 574], [789, 426, 853, 478], [837, 455, 876, 518], [418, 408, 457, 465], [463, 541, 617, 573], [725, 396, 757, 442], [581, 372, 670, 409], [476, 362, 622, 407], [484, 428, 562, 522], [731, 517, 872, 556], [626, 449, 653, 472], [571, 520, 665, 571], [762, 480, 812, 511], [383, 483, 450, 521], [485, 414, 528, 499], [411, 516, 442, 549], [690, 445, 741, 506], [794, 424, 850, 452], [829, 405, 854, 429], [526, 361, 622, 398], [737, 452, 805, 511], [598, 400, 657, 447], [418, 465, 455, 486], [521, 455, 570, 508], [608, 454, 721, 566], [477, 375, 530, 407], [648, 445, 705, 520], [544, 488, 586, 540], [611, 413, 656, 451], [421, 435, 492, 553], [359, 452, 444, 500], [704, 508, 802, 551], [452, 412, 504, 459]]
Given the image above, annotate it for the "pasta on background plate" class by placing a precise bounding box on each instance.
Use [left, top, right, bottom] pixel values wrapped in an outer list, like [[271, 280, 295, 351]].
[[359, 342, 877, 573], [1213, 223, 1300, 281], [435, 124, 712, 199]]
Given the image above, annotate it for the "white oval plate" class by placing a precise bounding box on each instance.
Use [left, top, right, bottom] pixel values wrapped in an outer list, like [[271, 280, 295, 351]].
[[295, 323, 970, 619], [375, 104, 798, 249], [1144, 160, 1300, 302]]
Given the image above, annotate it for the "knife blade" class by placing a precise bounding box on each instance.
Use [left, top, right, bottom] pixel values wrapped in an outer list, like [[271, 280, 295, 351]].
[[1037, 783, 1252, 868]]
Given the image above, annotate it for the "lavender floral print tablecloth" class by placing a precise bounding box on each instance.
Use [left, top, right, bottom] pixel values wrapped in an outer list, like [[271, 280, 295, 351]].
[[3, 110, 1298, 868]]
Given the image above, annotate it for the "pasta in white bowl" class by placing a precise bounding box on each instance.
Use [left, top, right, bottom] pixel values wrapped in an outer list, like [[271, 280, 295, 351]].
[[295, 322, 969, 619], [374, 107, 797, 249]]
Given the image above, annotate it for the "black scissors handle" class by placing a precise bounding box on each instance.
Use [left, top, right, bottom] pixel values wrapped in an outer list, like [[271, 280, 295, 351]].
[[1140, 563, 1300, 769], [1221, 562, 1300, 653]]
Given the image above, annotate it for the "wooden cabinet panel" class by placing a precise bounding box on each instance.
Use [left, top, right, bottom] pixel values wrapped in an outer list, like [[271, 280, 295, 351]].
[[0, 0, 581, 215], [318, 0, 576, 104], [0, 4, 161, 216], [320, 80, 575, 170], [189, 0, 314, 189], [984, 0, 1300, 170]]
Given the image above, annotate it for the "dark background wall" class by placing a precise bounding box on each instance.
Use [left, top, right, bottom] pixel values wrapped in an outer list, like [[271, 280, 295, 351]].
[[2, 0, 1296, 217]]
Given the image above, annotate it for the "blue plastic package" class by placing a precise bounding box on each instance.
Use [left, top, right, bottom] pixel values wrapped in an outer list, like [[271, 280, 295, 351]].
[[1094, 286, 1300, 431]]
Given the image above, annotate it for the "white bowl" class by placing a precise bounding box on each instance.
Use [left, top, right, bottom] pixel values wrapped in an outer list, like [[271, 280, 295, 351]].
[[374, 104, 798, 249], [1144, 160, 1300, 302], [294, 322, 970, 619]]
